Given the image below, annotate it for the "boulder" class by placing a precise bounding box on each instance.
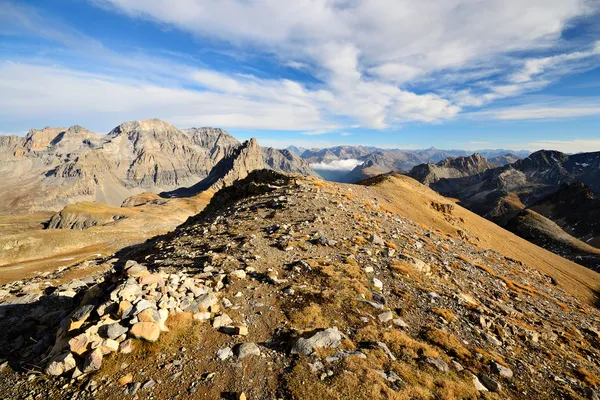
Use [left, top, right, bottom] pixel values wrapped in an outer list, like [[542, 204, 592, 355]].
[[291, 327, 343, 355], [130, 322, 160, 342]]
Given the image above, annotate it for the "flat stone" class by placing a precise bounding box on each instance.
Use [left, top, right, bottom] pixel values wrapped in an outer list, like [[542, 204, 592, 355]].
[[369, 234, 385, 246], [120, 339, 135, 354], [378, 311, 394, 323], [229, 270, 247, 280], [138, 308, 160, 323], [472, 374, 488, 391], [392, 318, 409, 328], [196, 293, 219, 311], [193, 312, 211, 321], [100, 339, 119, 354], [124, 260, 149, 277], [491, 362, 513, 379], [45, 353, 76, 376], [291, 327, 343, 355], [216, 347, 233, 360], [101, 323, 129, 340], [69, 334, 91, 356], [480, 374, 501, 392], [82, 348, 103, 374], [372, 278, 383, 290], [118, 374, 133, 386], [425, 357, 449, 373], [235, 343, 261, 359], [68, 304, 95, 331], [212, 314, 233, 329], [130, 322, 160, 342]]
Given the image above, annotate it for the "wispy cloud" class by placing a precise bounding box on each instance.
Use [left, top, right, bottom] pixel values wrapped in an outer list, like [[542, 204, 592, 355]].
[[1, 0, 600, 134]]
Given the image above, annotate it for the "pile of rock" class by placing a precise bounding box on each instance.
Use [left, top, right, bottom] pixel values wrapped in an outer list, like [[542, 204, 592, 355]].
[[44, 260, 227, 377]]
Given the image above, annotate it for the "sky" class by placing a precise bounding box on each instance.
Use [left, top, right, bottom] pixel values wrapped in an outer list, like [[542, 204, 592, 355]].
[[1, 0, 600, 152]]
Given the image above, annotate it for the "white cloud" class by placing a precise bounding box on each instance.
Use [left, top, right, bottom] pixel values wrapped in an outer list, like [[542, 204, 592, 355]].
[[340, 132, 351, 137], [2, 0, 600, 132], [0, 62, 334, 131], [310, 159, 364, 171], [90, 0, 599, 126], [477, 105, 600, 120]]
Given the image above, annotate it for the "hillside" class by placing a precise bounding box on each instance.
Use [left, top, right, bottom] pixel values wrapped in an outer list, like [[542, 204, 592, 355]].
[[0, 171, 598, 399]]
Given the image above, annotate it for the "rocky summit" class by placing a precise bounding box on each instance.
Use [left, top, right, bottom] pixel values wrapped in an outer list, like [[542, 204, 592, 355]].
[[0, 170, 598, 399]]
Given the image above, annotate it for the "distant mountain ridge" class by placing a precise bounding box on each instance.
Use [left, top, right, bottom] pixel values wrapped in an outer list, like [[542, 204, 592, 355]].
[[0, 119, 317, 214], [288, 144, 530, 183], [406, 149, 600, 270]]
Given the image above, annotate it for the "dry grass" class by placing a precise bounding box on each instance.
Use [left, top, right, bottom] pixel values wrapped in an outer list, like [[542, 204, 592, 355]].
[[424, 329, 472, 360], [575, 366, 600, 386], [385, 241, 398, 250], [432, 308, 456, 322]]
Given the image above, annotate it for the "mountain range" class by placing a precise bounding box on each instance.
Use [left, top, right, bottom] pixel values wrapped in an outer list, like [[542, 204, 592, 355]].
[[0, 119, 313, 214], [406, 150, 600, 271]]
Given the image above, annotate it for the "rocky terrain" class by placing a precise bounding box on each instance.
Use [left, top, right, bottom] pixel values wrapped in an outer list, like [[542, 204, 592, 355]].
[[0, 120, 315, 214], [0, 132, 306, 283], [406, 150, 600, 271], [0, 170, 598, 399]]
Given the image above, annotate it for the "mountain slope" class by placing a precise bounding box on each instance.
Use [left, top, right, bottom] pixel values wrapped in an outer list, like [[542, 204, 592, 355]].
[[0, 171, 598, 400], [262, 147, 320, 177], [0, 120, 242, 214]]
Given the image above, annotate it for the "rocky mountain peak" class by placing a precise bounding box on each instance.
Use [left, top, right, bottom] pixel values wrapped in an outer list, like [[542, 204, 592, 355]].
[[23, 126, 66, 151]]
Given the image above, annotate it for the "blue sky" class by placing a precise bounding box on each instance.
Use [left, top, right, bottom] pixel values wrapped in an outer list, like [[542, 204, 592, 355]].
[[1, 0, 600, 152]]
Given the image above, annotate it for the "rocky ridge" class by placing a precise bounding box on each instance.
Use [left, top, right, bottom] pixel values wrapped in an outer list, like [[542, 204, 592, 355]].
[[0, 171, 598, 399]]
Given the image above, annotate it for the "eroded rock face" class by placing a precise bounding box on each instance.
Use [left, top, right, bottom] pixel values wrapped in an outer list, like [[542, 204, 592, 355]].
[[0, 119, 241, 214]]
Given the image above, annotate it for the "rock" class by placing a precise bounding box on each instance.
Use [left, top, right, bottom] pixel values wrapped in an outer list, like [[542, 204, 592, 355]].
[[196, 293, 219, 311], [111, 280, 142, 302], [69, 334, 91, 356], [130, 322, 160, 342], [235, 342, 261, 359], [398, 254, 431, 274], [584, 387, 599, 400], [141, 380, 156, 391], [117, 300, 133, 319], [472, 374, 488, 391], [193, 312, 211, 321], [378, 311, 394, 323], [68, 304, 95, 331], [425, 357, 449, 373], [158, 309, 169, 331], [480, 374, 501, 392], [138, 308, 160, 323], [128, 382, 141, 396], [491, 362, 513, 379], [372, 278, 383, 290], [118, 374, 133, 386], [124, 261, 149, 277], [100, 339, 119, 354], [237, 393, 247, 400], [369, 234, 385, 246], [229, 270, 247, 280], [120, 339, 135, 354], [133, 299, 156, 315], [291, 327, 343, 355], [234, 326, 249, 336], [216, 347, 233, 360], [392, 318, 409, 328], [451, 360, 464, 372], [212, 314, 233, 329], [139, 274, 164, 286], [101, 323, 129, 340], [45, 353, 76, 376], [82, 348, 103, 373]]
